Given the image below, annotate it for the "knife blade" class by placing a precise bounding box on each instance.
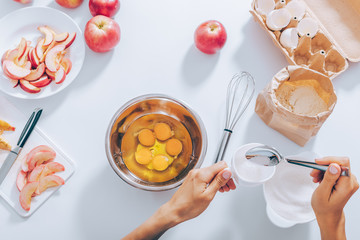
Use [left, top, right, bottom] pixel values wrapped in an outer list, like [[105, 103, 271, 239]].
[[0, 108, 43, 185]]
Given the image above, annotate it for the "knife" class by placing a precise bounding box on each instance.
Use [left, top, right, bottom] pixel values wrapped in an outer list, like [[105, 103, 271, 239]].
[[0, 108, 43, 185]]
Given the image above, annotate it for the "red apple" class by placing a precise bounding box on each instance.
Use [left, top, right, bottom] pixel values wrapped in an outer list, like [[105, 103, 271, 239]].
[[55, 0, 83, 8], [84, 15, 120, 53], [194, 20, 227, 54], [13, 0, 32, 3], [89, 0, 120, 18]]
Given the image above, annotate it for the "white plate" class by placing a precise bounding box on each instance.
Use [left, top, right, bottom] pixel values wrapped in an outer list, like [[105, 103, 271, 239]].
[[0, 95, 76, 217], [0, 6, 85, 99]]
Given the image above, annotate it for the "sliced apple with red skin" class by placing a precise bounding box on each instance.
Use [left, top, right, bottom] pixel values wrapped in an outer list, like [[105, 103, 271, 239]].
[[2, 62, 18, 80], [35, 39, 45, 60], [3, 60, 31, 79], [54, 67, 66, 84], [40, 40, 56, 63], [61, 32, 76, 49], [45, 69, 56, 80], [20, 80, 41, 94], [38, 26, 54, 46], [60, 57, 72, 74], [21, 154, 29, 172], [3, 49, 19, 64], [30, 75, 51, 88], [17, 38, 27, 59], [27, 165, 45, 182], [24, 63, 45, 81], [19, 182, 39, 211], [41, 162, 65, 177], [1, 50, 10, 65], [26, 145, 56, 171], [45, 44, 65, 72], [16, 170, 28, 191], [17, 45, 31, 66], [29, 48, 40, 68], [55, 32, 69, 42], [23, 61, 31, 70], [36, 175, 64, 195], [11, 79, 19, 88]]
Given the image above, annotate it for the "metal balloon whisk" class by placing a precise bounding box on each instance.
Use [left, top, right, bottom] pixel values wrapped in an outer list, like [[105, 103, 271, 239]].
[[214, 72, 255, 163]]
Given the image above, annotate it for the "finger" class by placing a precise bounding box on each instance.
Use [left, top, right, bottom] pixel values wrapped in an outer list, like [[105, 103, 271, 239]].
[[316, 157, 350, 168], [206, 168, 232, 197], [310, 169, 321, 177], [223, 184, 230, 192], [316, 163, 341, 199], [200, 161, 228, 182], [226, 178, 236, 190]]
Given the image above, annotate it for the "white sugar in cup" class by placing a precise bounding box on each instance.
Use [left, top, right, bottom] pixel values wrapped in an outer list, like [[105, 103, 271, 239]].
[[231, 143, 276, 187]]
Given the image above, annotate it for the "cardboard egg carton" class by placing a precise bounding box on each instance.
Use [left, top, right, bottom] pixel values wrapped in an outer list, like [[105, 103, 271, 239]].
[[250, 0, 360, 79]]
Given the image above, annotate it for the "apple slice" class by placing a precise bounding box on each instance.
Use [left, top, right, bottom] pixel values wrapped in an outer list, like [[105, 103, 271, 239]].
[[55, 32, 69, 42], [60, 57, 72, 74], [40, 40, 56, 63], [24, 63, 45, 81], [19, 182, 39, 211], [45, 69, 56, 80], [45, 45, 65, 72], [37, 175, 64, 195], [54, 67, 66, 84], [30, 75, 51, 88], [21, 154, 29, 172], [35, 39, 45, 60], [3, 49, 20, 63], [20, 80, 41, 94], [26, 145, 56, 171], [1, 50, 10, 65], [28, 165, 45, 182], [17, 45, 31, 66], [3, 60, 31, 79], [62, 32, 76, 49], [2, 62, 18, 80], [29, 48, 40, 68], [41, 162, 65, 177], [16, 170, 28, 191], [23, 61, 31, 70], [11, 79, 19, 88], [38, 26, 54, 46], [17, 38, 27, 59]]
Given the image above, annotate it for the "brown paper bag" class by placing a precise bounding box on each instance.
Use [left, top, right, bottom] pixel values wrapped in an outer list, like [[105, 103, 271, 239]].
[[255, 66, 337, 146]]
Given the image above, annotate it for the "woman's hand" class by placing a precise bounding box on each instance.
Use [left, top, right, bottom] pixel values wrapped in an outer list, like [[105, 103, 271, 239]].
[[165, 161, 236, 223], [310, 157, 359, 240], [123, 161, 236, 240]]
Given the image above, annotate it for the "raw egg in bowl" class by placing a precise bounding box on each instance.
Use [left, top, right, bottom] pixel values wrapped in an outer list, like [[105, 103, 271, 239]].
[[105, 94, 207, 191]]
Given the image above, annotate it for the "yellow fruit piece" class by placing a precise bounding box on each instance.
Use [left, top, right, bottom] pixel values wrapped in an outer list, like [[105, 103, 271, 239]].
[[154, 123, 172, 141], [135, 148, 153, 165], [0, 120, 15, 132], [138, 129, 155, 146], [0, 136, 11, 151], [166, 139, 183, 156], [153, 155, 169, 171]]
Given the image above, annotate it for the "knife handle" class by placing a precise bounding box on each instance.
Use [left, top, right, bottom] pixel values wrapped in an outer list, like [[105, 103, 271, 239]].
[[17, 108, 43, 148]]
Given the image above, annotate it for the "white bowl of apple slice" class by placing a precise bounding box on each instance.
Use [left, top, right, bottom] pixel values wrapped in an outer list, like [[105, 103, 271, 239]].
[[0, 7, 85, 99]]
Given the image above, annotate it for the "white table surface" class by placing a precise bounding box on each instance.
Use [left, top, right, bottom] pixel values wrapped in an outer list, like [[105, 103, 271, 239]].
[[1, 0, 359, 239]]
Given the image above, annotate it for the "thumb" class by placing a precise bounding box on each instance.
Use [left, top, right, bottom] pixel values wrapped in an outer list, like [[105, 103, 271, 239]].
[[206, 168, 232, 197], [317, 163, 341, 198]]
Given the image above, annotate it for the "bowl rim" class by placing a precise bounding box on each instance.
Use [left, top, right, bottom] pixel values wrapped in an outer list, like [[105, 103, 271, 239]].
[[105, 93, 208, 191]]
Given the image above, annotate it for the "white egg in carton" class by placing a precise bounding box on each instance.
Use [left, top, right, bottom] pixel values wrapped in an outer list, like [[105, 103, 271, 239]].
[[251, 0, 360, 79]]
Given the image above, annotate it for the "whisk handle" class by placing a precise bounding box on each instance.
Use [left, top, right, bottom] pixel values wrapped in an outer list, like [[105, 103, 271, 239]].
[[214, 130, 232, 163]]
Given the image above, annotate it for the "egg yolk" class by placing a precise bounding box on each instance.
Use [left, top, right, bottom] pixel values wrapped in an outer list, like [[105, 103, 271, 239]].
[[166, 139, 183, 156], [154, 123, 172, 141], [135, 148, 152, 165], [152, 155, 169, 171], [138, 129, 155, 146]]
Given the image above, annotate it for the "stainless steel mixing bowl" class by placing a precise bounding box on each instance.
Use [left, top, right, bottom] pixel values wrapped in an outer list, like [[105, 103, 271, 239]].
[[105, 94, 207, 191]]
